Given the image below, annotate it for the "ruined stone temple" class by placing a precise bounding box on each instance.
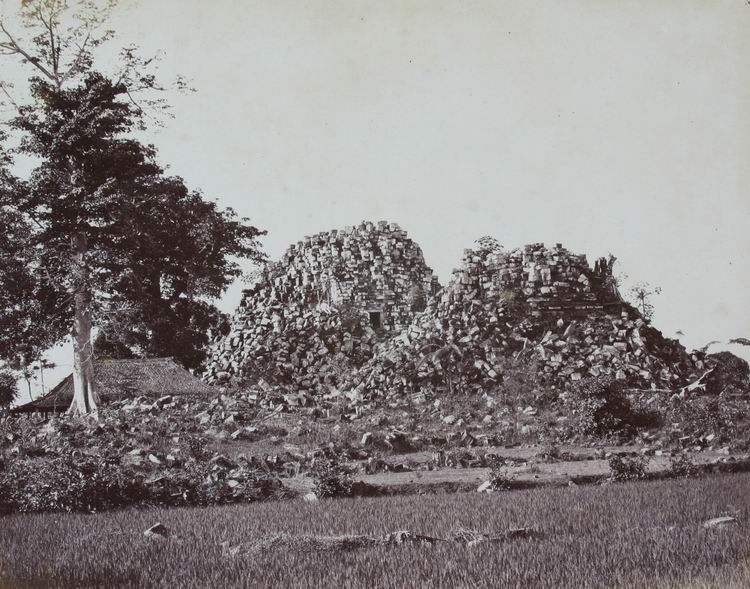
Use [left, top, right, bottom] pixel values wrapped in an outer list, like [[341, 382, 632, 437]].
[[203, 221, 440, 384], [203, 221, 698, 402]]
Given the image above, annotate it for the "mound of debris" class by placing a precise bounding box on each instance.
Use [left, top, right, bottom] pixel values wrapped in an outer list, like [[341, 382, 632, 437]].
[[202, 221, 440, 392], [198, 222, 750, 436], [337, 241, 702, 407]]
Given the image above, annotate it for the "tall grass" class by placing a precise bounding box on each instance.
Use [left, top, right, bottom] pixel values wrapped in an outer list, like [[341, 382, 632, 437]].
[[1, 473, 749, 588]]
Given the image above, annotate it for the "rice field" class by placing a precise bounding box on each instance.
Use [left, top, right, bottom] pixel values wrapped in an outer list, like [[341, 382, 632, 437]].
[[1, 473, 749, 588]]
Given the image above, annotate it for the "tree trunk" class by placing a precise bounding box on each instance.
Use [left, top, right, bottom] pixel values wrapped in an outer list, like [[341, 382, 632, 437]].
[[68, 233, 98, 417]]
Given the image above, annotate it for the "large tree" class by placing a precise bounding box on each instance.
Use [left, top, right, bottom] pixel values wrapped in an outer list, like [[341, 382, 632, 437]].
[[0, 1, 265, 415]]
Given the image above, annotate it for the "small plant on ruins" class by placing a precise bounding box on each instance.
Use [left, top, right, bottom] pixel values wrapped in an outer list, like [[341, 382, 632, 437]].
[[312, 460, 354, 499], [628, 282, 662, 322], [474, 236, 504, 255], [669, 454, 700, 478], [608, 454, 650, 482]]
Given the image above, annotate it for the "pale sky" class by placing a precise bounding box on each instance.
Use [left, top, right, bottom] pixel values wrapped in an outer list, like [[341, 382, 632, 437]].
[[3, 0, 749, 398]]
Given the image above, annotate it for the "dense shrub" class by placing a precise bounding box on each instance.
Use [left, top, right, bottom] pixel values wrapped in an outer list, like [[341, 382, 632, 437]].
[[668, 398, 743, 443], [669, 453, 700, 478], [567, 376, 657, 437], [488, 467, 514, 491], [0, 456, 147, 514], [312, 460, 354, 498], [0, 451, 287, 514], [705, 352, 749, 395], [608, 454, 650, 482]]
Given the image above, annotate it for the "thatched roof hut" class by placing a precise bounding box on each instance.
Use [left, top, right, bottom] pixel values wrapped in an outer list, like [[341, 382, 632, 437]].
[[10, 358, 212, 417]]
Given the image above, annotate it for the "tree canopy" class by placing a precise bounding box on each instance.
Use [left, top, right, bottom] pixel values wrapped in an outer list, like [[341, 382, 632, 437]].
[[0, 1, 266, 412]]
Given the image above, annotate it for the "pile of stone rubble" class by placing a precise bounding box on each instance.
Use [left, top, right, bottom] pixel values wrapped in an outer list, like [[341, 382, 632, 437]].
[[203, 221, 439, 389], [338, 242, 699, 405], [202, 223, 710, 410]]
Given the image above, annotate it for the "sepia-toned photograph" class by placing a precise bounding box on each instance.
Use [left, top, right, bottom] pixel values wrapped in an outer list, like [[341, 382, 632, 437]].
[[0, 1, 749, 587]]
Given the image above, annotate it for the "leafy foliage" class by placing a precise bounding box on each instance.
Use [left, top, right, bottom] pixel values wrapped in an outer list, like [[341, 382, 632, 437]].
[[1, 72, 264, 371], [0, 455, 147, 513], [0, 453, 284, 514], [474, 236, 503, 254], [608, 454, 650, 482], [628, 282, 662, 322], [488, 467, 515, 490], [669, 454, 700, 478], [0, 369, 18, 410], [566, 376, 651, 437], [0, 2, 266, 398], [705, 352, 749, 395], [312, 460, 354, 499]]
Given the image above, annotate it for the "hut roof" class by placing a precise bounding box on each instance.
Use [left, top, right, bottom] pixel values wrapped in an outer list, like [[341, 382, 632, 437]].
[[10, 358, 212, 414]]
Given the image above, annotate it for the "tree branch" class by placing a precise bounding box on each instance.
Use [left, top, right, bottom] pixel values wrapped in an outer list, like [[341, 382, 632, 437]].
[[0, 19, 58, 84], [59, 30, 91, 85], [0, 83, 22, 115]]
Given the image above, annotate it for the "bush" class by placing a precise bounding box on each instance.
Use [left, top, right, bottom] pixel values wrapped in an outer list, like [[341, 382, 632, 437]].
[[568, 376, 653, 437], [668, 398, 742, 443], [705, 352, 749, 395], [0, 370, 18, 411], [312, 460, 354, 498], [537, 443, 562, 462], [488, 467, 514, 491], [0, 456, 147, 514], [608, 454, 650, 482], [669, 454, 700, 478], [182, 435, 210, 462], [0, 446, 287, 514]]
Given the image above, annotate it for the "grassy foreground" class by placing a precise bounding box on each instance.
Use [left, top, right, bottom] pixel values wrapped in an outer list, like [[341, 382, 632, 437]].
[[1, 474, 749, 589]]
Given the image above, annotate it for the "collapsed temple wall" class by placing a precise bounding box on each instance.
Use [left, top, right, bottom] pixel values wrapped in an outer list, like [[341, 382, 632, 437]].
[[441, 242, 621, 318]]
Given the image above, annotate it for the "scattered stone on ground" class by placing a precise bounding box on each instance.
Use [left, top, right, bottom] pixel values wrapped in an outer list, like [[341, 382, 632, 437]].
[[219, 527, 540, 557], [703, 516, 739, 529], [144, 523, 169, 539]]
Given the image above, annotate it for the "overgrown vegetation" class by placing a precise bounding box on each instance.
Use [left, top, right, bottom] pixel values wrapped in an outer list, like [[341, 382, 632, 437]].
[[0, 451, 285, 515], [669, 453, 700, 478], [312, 460, 355, 499], [564, 376, 659, 438], [0, 369, 17, 413], [608, 454, 650, 482], [488, 467, 515, 490]]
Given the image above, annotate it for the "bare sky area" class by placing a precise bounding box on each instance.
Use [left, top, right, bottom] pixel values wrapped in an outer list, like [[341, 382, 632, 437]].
[[3, 0, 749, 396]]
